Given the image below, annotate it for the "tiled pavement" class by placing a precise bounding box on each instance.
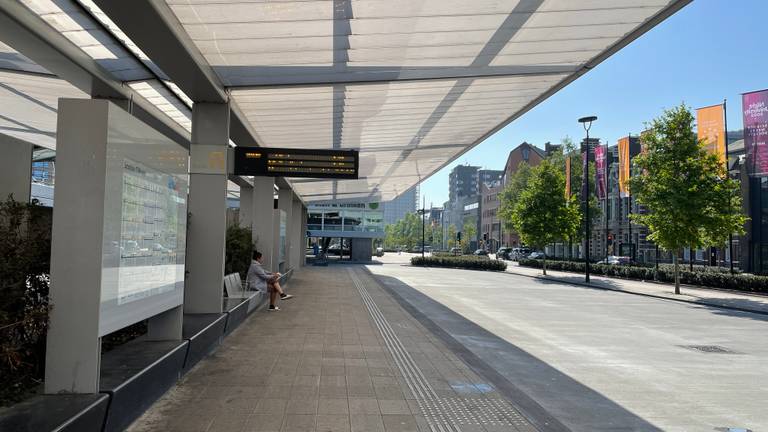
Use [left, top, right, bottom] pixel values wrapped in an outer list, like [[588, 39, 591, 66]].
[[127, 266, 539, 432]]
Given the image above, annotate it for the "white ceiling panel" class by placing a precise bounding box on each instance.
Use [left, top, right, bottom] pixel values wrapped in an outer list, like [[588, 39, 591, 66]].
[[0, 69, 87, 149], [163, 0, 686, 202]]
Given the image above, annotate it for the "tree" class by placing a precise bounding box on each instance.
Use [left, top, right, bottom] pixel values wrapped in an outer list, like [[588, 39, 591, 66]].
[[447, 224, 457, 249], [510, 159, 581, 274], [629, 104, 746, 294], [498, 161, 533, 234], [462, 216, 477, 253]]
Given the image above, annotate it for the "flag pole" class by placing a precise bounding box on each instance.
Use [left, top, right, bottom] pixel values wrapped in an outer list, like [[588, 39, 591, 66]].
[[724, 98, 734, 274], [604, 140, 609, 262], [628, 133, 633, 262]]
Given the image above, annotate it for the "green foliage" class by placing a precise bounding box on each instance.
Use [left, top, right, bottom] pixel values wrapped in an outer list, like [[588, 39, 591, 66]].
[[509, 159, 581, 251], [447, 224, 457, 249], [383, 212, 424, 250], [519, 259, 768, 293], [225, 224, 256, 280], [411, 256, 507, 271], [0, 197, 52, 405], [462, 216, 477, 253], [629, 104, 747, 292], [498, 161, 533, 232]]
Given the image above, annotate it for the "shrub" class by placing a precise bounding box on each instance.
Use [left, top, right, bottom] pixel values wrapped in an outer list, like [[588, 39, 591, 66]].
[[0, 197, 52, 406], [518, 259, 768, 293], [225, 224, 255, 280], [412, 256, 507, 271]]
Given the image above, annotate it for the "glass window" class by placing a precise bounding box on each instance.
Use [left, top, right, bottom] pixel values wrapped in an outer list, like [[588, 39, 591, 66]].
[[343, 210, 363, 231], [323, 211, 342, 230], [365, 211, 384, 232], [308, 211, 323, 231]]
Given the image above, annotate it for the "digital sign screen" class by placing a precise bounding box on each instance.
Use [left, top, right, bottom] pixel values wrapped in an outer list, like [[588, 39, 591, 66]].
[[234, 147, 359, 179]]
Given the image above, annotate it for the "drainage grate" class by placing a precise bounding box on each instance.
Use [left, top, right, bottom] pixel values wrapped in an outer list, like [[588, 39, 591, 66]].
[[679, 345, 739, 354]]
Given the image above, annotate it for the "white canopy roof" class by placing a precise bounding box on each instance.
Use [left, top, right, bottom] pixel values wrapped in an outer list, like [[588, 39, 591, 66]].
[[1, 0, 688, 200], [163, 0, 685, 201]]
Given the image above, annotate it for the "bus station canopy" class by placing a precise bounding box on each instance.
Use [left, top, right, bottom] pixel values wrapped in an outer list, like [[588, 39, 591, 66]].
[[1, 0, 689, 202]]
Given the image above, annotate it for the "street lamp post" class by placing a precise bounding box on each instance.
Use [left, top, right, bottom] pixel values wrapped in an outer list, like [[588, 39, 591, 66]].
[[579, 115, 598, 283], [421, 195, 426, 259]]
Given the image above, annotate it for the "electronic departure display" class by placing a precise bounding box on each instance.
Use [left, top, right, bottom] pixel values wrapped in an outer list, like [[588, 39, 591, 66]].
[[233, 147, 359, 179]]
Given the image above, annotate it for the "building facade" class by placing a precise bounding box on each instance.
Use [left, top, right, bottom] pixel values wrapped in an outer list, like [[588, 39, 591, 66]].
[[480, 182, 502, 251], [381, 185, 418, 225]]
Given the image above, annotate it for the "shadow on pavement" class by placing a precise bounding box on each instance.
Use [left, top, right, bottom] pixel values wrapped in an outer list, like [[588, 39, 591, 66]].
[[367, 270, 663, 432]]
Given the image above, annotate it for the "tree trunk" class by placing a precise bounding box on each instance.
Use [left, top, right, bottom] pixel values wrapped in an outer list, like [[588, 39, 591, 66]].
[[543, 252, 547, 276], [673, 251, 681, 295]]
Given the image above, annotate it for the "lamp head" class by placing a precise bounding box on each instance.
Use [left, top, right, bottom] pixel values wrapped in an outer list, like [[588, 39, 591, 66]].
[[578, 116, 598, 124]]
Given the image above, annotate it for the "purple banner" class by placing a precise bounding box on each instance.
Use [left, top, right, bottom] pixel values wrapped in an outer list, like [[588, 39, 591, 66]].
[[743, 90, 768, 176], [595, 145, 606, 199]]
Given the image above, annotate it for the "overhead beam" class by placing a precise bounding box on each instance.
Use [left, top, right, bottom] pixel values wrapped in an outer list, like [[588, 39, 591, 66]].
[[92, 0, 259, 150], [0, 1, 190, 148], [221, 64, 578, 88]]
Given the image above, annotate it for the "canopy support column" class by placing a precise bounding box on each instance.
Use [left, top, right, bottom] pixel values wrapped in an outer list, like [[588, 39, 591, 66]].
[[252, 178, 275, 271], [0, 134, 32, 202], [185, 102, 230, 314]]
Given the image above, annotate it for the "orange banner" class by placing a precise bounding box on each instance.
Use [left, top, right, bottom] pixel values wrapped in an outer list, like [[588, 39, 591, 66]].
[[618, 136, 630, 198], [565, 156, 571, 198], [697, 104, 726, 164]]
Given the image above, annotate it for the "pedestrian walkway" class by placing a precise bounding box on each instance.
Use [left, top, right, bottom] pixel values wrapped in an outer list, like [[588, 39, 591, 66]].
[[127, 266, 539, 432], [505, 261, 768, 315]]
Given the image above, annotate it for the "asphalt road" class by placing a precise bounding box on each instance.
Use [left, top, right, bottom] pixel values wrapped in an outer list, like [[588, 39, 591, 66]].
[[367, 254, 768, 432]]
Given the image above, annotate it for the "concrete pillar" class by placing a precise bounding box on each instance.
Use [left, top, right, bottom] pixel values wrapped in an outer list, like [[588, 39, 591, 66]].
[[0, 134, 33, 202], [278, 188, 294, 270], [252, 177, 275, 270], [272, 205, 282, 273], [291, 198, 304, 268], [351, 238, 373, 261], [300, 206, 308, 267], [239, 184, 254, 229], [185, 102, 229, 314]]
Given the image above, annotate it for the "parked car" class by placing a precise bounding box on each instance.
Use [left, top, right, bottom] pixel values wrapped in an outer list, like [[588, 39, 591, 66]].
[[598, 255, 631, 265], [496, 247, 511, 260], [510, 247, 531, 261], [375, 247, 384, 257], [473, 249, 489, 256], [449, 247, 462, 255], [527, 251, 544, 259]]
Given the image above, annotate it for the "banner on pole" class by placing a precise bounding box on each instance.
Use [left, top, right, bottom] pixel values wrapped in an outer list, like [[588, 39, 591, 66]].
[[618, 136, 630, 198], [743, 89, 768, 176], [565, 156, 571, 199], [696, 104, 726, 164], [595, 145, 606, 199]]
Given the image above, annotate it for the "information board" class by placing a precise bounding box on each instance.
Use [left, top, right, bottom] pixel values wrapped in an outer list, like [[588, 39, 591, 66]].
[[234, 147, 359, 179]]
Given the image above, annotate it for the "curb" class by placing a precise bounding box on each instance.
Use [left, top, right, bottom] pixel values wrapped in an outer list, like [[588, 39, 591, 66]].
[[505, 267, 768, 317]]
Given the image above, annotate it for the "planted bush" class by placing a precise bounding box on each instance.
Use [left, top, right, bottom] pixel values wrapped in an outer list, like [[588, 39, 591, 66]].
[[518, 258, 768, 293], [0, 197, 52, 406], [412, 256, 507, 271]]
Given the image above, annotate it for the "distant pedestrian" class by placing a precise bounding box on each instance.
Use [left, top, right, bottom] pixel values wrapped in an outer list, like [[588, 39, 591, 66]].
[[247, 250, 293, 310], [313, 242, 319, 256]]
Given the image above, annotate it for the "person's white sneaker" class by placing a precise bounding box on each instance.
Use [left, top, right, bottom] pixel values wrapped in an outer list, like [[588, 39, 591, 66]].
[[280, 294, 294, 300], [268, 305, 280, 311]]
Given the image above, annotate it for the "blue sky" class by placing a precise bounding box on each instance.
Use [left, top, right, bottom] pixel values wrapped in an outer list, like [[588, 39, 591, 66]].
[[419, 0, 768, 207]]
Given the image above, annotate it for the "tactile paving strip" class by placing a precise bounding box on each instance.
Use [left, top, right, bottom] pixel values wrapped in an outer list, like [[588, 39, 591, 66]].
[[418, 397, 533, 429], [349, 268, 538, 432]]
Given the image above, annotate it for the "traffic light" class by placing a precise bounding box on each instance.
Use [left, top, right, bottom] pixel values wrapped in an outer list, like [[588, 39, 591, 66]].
[[483, 233, 488, 241], [457, 231, 462, 242]]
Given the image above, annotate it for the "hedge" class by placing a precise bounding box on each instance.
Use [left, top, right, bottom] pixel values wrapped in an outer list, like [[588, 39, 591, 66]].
[[432, 251, 486, 259], [518, 258, 768, 293], [412, 256, 507, 271]]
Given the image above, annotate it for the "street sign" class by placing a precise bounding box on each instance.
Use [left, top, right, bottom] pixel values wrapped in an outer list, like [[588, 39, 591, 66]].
[[234, 147, 359, 179]]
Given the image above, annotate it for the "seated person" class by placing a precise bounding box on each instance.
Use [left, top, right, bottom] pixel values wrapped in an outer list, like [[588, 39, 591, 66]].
[[247, 250, 293, 310]]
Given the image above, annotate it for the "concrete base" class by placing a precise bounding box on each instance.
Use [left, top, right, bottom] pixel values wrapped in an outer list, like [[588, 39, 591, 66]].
[[351, 237, 373, 261]]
